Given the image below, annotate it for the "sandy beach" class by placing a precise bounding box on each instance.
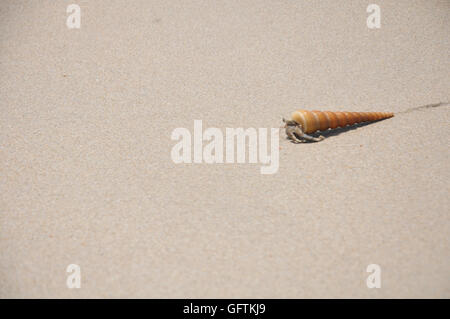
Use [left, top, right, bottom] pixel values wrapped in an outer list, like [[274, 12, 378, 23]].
[[1, 0, 449, 298]]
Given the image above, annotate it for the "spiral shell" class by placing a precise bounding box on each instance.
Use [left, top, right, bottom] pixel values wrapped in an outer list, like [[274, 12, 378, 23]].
[[291, 110, 394, 134]]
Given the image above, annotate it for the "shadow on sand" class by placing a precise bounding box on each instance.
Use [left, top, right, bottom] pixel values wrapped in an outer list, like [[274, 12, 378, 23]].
[[292, 118, 391, 143]]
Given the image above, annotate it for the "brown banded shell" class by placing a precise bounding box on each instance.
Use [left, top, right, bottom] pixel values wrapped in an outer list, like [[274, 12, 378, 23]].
[[291, 110, 394, 134]]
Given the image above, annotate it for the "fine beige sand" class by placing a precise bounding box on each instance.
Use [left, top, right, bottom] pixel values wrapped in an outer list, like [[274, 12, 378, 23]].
[[1, 0, 449, 298]]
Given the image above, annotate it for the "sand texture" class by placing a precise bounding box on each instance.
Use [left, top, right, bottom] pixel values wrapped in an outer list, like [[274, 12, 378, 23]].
[[1, 0, 449, 298]]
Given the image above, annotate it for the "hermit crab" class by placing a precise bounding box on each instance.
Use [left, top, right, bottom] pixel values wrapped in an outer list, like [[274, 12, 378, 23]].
[[283, 110, 394, 142]]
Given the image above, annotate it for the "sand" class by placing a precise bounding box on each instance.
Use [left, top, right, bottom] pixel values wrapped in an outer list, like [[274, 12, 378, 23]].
[[0, 0, 449, 298]]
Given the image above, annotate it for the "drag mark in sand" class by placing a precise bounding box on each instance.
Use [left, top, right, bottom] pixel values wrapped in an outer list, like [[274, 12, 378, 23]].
[[395, 102, 449, 114]]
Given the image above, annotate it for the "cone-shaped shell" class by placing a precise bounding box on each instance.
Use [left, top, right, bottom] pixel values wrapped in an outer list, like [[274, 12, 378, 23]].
[[291, 110, 394, 134]]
